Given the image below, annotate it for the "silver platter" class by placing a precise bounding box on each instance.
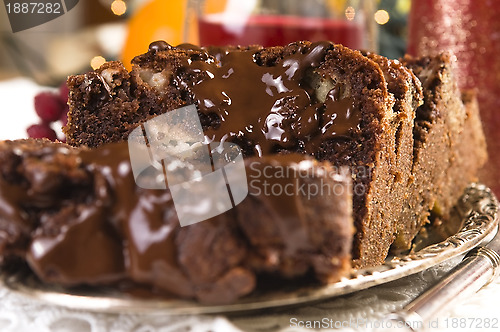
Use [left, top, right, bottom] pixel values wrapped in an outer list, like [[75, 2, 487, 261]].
[[0, 183, 498, 315]]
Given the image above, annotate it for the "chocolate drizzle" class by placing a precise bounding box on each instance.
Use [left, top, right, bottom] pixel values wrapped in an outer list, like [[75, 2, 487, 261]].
[[30, 144, 194, 295], [157, 42, 359, 157], [148, 40, 172, 53], [0, 139, 352, 303]]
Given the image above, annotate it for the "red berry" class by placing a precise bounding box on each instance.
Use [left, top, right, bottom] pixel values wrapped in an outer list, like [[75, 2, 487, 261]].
[[27, 124, 58, 141], [34, 92, 64, 123], [59, 82, 70, 104]]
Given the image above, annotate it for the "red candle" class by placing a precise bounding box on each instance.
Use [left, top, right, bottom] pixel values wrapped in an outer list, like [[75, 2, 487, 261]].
[[408, 0, 500, 194]]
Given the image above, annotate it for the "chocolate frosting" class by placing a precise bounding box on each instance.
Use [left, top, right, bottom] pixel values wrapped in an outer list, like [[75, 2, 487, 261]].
[[0, 140, 352, 303], [26, 144, 196, 295], [148, 41, 360, 157]]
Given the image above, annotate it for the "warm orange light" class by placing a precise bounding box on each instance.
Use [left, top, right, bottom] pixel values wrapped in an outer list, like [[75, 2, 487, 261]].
[[111, 0, 127, 16], [345, 6, 356, 20], [121, 0, 188, 70], [375, 10, 390, 25], [91, 56, 106, 70]]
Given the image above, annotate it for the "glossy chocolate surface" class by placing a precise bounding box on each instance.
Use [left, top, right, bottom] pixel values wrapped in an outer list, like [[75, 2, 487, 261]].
[[149, 41, 359, 157], [0, 140, 351, 303]]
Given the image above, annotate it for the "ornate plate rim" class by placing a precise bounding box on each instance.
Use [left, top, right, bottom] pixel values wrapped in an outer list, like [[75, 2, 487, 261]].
[[1, 183, 498, 315]]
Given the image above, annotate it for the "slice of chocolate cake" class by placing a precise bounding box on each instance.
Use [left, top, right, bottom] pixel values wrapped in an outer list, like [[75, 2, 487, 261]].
[[355, 52, 423, 266], [423, 90, 488, 241], [393, 54, 488, 251], [0, 139, 352, 304], [64, 41, 416, 267]]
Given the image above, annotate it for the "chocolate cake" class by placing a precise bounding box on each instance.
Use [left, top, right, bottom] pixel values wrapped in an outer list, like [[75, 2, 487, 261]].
[[0, 41, 488, 304], [64, 41, 419, 267], [0, 139, 352, 303]]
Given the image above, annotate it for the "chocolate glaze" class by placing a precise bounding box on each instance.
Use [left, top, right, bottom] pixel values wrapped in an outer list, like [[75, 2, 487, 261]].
[[28, 144, 196, 296], [148, 40, 172, 53], [238, 153, 353, 279], [26, 145, 130, 285], [152, 42, 359, 157], [0, 140, 352, 303]]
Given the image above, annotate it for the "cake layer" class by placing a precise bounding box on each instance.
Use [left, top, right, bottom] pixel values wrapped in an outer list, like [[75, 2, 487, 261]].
[[0, 139, 352, 304]]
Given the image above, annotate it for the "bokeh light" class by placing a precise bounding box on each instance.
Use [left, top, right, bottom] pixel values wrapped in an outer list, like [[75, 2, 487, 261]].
[[345, 6, 356, 21], [90, 56, 106, 70], [111, 0, 127, 16], [375, 9, 390, 25]]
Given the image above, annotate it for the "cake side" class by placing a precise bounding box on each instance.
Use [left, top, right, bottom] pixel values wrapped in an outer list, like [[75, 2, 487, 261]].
[[355, 52, 422, 266], [395, 54, 487, 251], [396, 54, 460, 250], [302, 45, 402, 268], [432, 90, 487, 233]]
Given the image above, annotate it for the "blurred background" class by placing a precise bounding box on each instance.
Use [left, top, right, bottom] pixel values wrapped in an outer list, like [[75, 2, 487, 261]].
[[0, 0, 410, 85]]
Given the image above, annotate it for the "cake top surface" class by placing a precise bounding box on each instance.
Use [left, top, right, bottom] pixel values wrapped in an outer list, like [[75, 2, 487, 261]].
[[133, 41, 360, 157]]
